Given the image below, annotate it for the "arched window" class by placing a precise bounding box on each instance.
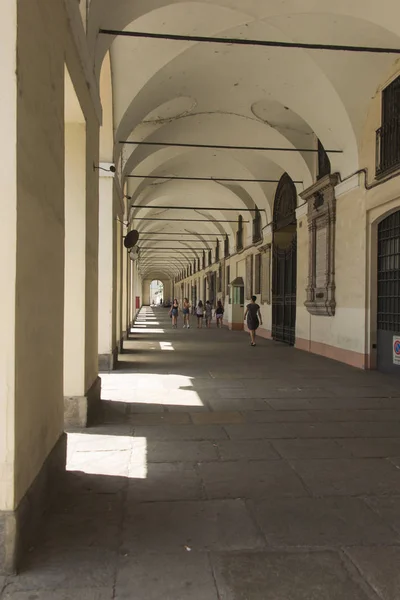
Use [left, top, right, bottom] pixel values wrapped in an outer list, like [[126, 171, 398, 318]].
[[236, 215, 243, 251], [224, 234, 229, 257], [208, 249, 212, 266], [317, 139, 331, 181], [252, 207, 262, 243], [202, 250, 206, 270], [215, 239, 220, 262]]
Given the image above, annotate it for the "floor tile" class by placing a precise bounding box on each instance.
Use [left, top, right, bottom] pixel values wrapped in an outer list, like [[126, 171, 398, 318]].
[[250, 497, 399, 546], [271, 439, 353, 459], [1, 590, 113, 600], [127, 463, 204, 502], [199, 460, 308, 499], [216, 440, 279, 461], [190, 411, 245, 425], [122, 500, 264, 552], [365, 496, 400, 534], [346, 546, 400, 600], [336, 438, 400, 458], [146, 440, 219, 462], [211, 551, 372, 599], [132, 425, 228, 440], [115, 552, 218, 600], [290, 458, 400, 496]]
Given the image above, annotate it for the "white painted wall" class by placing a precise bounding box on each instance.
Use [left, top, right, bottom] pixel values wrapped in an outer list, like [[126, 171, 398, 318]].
[[0, 0, 17, 511], [98, 175, 114, 357], [64, 122, 87, 396]]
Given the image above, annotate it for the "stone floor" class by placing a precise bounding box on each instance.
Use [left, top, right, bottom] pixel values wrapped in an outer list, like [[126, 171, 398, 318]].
[[2, 307, 400, 599]]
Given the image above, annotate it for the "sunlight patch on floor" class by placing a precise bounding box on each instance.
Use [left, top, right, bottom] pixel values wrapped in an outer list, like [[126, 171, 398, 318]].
[[100, 373, 203, 406], [159, 341, 174, 351], [66, 434, 148, 478]]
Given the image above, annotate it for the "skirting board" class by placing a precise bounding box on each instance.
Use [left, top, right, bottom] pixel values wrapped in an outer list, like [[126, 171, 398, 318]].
[[0, 433, 67, 574], [64, 376, 102, 428]]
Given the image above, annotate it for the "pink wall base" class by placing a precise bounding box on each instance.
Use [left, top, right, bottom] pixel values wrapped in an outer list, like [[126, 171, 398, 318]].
[[296, 337, 368, 369]]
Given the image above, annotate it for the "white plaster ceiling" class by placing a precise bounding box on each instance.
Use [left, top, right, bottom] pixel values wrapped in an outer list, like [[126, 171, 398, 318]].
[[87, 0, 400, 278]]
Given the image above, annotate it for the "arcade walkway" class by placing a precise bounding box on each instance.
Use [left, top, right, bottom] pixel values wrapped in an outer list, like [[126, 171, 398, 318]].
[[2, 307, 400, 599]]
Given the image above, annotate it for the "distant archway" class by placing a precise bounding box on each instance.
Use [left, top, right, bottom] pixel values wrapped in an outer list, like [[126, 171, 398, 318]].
[[150, 280, 164, 306]]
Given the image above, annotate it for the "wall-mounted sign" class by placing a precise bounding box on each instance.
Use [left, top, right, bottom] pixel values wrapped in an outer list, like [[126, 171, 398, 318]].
[[393, 337, 400, 365]]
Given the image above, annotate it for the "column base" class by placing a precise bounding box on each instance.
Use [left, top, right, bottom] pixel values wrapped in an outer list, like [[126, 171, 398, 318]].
[[98, 346, 118, 372], [0, 433, 67, 575], [228, 322, 244, 331], [64, 376, 102, 428]]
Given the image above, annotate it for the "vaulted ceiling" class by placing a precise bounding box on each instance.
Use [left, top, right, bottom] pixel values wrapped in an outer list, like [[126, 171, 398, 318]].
[[88, 0, 400, 279]]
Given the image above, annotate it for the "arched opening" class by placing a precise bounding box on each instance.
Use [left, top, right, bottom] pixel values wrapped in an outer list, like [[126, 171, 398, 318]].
[[272, 173, 297, 346], [377, 209, 400, 375], [150, 280, 164, 306]]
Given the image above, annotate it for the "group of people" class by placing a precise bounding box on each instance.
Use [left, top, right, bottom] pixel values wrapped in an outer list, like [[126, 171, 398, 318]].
[[168, 295, 262, 346], [169, 298, 225, 329]]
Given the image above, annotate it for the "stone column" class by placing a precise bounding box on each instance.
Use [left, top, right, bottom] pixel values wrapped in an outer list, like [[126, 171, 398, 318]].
[[98, 167, 118, 371], [0, 0, 67, 573]]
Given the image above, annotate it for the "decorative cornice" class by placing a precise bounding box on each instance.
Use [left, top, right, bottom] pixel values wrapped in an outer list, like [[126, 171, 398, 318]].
[[335, 173, 361, 198], [300, 173, 340, 201], [295, 203, 308, 219]]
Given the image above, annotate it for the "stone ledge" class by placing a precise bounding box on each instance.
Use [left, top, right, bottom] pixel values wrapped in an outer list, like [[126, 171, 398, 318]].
[[64, 375, 102, 428], [98, 346, 118, 372], [0, 433, 67, 575]]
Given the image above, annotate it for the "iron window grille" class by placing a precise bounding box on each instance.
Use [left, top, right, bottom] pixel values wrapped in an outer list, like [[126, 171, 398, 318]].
[[376, 75, 400, 177], [224, 234, 230, 257], [252, 207, 262, 243], [236, 215, 244, 251], [254, 253, 261, 294]]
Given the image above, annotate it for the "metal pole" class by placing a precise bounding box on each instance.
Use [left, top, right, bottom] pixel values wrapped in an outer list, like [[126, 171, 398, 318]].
[[122, 140, 340, 154], [133, 217, 248, 222], [127, 174, 305, 181], [131, 204, 261, 211], [99, 29, 400, 55]]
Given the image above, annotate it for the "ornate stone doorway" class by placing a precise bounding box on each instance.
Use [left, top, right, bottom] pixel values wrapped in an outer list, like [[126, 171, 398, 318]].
[[272, 173, 297, 345]]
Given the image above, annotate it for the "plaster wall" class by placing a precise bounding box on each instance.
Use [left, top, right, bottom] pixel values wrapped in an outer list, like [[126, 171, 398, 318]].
[[115, 222, 123, 347], [0, 0, 17, 511], [64, 122, 86, 396], [98, 176, 114, 356], [0, 0, 101, 512], [142, 279, 152, 305], [12, 0, 67, 507], [296, 190, 368, 361]]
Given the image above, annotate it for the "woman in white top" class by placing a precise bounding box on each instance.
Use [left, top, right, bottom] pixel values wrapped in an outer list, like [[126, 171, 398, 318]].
[[196, 300, 204, 328]]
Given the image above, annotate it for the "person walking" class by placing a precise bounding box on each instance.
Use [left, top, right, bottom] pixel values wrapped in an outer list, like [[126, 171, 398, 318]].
[[182, 297, 191, 328], [169, 298, 179, 329], [215, 300, 224, 328], [205, 300, 213, 328], [244, 295, 262, 346], [196, 300, 204, 328]]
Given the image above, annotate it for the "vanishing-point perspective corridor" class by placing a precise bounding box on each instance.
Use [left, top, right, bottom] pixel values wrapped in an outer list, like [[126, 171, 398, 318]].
[[2, 307, 400, 598], [2, 1, 400, 598]]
